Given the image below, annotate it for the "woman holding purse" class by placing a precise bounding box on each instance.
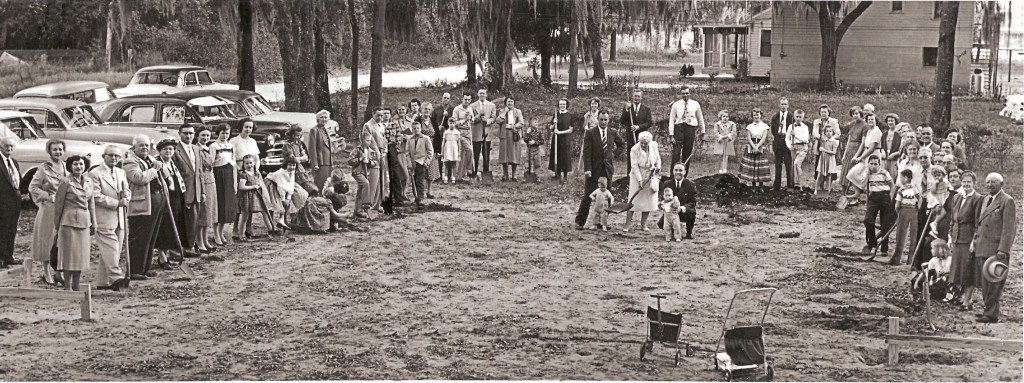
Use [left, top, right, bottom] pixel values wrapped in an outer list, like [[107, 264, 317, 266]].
[[496, 96, 525, 181], [53, 155, 97, 291]]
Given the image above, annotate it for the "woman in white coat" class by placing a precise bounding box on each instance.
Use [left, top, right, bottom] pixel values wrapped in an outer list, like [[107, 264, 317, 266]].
[[624, 131, 661, 232]]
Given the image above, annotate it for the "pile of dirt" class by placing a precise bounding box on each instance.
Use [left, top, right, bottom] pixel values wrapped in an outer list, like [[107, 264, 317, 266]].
[[612, 174, 836, 210]]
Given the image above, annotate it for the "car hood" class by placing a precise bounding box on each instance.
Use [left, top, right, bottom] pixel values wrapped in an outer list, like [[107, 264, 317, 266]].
[[253, 111, 318, 130]]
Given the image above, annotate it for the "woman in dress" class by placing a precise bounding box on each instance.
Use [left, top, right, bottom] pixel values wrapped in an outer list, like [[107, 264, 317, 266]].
[[738, 108, 772, 188], [209, 123, 237, 246], [840, 107, 868, 195], [281, 124, 316, 194], [420, 102, 440, 197], [28, 139, 67, 285], [712, 109, 736, 174], [228, 118, 261, 171], [496, 96, 524, 181], [52, 155, 96, 291], [195, 126, 218, 253], [845, 114, 883, 202], [947, 171, 983, 310], [577, 97, 602, 173], [812, 104, 840, 178], [623, 131, 661, 232], [549, 98, 573, 183]]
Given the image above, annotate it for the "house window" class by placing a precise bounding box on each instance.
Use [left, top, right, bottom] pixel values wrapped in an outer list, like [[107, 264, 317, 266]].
[[891, 1, 903, 13], [759, 30, 772, 57], [923, 47, 938, 67]]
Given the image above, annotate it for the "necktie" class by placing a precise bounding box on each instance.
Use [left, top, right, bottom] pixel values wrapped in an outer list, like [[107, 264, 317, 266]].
[[6, 158, 17, 189], [677, 180, 682, 189], [983, 195, 993, 212], [600, 129, 607, 147]]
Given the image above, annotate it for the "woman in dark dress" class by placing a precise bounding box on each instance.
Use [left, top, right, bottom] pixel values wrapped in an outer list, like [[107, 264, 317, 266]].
[[208, 124, 237, 246], [548, 98, 573, 183]]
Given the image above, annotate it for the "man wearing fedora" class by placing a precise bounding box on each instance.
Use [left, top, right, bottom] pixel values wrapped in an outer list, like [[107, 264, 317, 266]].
[[971, 172, 1016, 323]]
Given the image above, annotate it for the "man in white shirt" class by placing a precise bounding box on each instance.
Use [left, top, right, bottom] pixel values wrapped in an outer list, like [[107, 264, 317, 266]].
[[667, 86, 705, 173], [785, 110, 810, 187], [451, 94, 476, 182]]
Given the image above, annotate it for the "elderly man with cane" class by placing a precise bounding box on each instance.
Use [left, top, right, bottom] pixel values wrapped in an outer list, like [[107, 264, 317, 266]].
[[89, 145, 131, 290]]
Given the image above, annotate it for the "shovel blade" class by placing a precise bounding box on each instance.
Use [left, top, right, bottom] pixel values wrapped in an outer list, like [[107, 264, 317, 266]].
[[836, 195, 849, 209], [481, 171, 494, 185], [524, 172, 538, 183], [179, 262, 196, 279]]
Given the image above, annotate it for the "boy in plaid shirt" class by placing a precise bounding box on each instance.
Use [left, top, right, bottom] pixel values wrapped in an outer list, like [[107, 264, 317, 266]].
[[523, 124, 545, 177], [863, 155, 894, 254]]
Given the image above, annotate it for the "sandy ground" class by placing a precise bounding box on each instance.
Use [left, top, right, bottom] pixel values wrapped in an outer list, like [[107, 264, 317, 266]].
[[0, 155, 1021, 381]]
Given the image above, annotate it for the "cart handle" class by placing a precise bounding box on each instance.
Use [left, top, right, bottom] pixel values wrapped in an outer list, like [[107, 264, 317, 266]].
[[650, 294, 667, 299]]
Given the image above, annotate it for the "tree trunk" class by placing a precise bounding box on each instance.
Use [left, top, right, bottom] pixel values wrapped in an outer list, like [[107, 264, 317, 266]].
[[348, 0, 359, 128], [237, 0, 256, 91], [274, 0, 315, 112], [365, 0, 385, 122], [540, 43, 552, 85], [487, 0, 513, 91], [930, 1, 959, 131], [106, 1, 114, 71], [588, 9, 605, 80], [608, 30, 616, 62], [987, 2, 1002, 98], [568, 12, 580, 98], [312, 1, 332, 115], [816, 18, 839, 90], [465, 41, 476, 84], [664, 27, 671, 49], [810, 1, 873, 91]]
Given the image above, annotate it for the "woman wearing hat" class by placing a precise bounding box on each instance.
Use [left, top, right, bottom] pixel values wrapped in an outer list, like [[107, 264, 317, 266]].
[[623, 131, 661, 232], [153, 139, 188, 268], [840, 106, 868, 196]]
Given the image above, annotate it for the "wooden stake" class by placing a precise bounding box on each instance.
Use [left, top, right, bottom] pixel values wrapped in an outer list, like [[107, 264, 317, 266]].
[[22, 259, 31, 287], [81, 284, 92, 321], [887, 317, 900, 366]]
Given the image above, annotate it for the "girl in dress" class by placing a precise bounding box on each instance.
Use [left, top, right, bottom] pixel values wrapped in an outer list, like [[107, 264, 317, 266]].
[[441, 122, 462, 184], [549, 98, 573, 183], [816, 125, 840, 193], [53, 155, 95, 291], [235, 155, 265, 241], [739, 108, 772, 188], [712, 109, 736, 174], [420, 102, 440, 197]]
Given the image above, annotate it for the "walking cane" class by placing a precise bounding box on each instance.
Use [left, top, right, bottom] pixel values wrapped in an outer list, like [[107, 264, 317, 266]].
[[865, 208, 901, 262], [156, 173, 195, 279], [119, 182, 131, 288]]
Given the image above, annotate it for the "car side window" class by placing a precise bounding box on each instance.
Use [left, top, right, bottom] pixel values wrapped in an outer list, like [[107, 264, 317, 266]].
[[196, 71, 214, 85], [162, 105, 187, 124], [123, 105, 156, 123], [185, 72, 198, 86]]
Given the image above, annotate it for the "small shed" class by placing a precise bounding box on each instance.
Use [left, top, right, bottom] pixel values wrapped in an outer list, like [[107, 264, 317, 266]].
[[697, 25, 747, 74]]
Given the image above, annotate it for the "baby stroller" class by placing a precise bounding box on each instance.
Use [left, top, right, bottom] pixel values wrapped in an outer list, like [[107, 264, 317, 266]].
[[639, 294, 689, 366], [714, 288, 777, 381]]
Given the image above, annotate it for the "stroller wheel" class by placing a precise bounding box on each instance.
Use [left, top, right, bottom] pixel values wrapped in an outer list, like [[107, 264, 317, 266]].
[[725, 371, 733, 382], [639, 342, 647, 360], [674, 350, 681, 367], [766, 364, 775, 381]]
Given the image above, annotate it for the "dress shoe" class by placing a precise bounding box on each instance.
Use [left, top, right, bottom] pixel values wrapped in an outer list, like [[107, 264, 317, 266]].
[[574, 224, 585, 230], [146, 271, 158, 278], [975, 316, 999, 323], [96, 285, 120, 291], [131, 274, 148, 280], [685, 234, 694, 240], [198, 248, 211, 254], [183, 250, 201, 258], [111, 278, 129, 288], [975, 313, 989, 318]]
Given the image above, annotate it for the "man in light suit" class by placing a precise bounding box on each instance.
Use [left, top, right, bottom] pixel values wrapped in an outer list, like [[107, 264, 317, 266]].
[[471, 89, 496, 178], [971, 172, 1017, 323], [361, 108, 388, 212], [173, 126, 202, 257], [308, 110, 335, 190], [575, 111, 624, 229], [122, 134, 166, 280], [0, 137, 20, 269], [89, 145, 131, 290]]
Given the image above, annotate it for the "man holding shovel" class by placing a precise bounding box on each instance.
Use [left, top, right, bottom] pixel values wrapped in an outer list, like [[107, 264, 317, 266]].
[[575, 111, 624, 230], [89, 145, 130, 290]]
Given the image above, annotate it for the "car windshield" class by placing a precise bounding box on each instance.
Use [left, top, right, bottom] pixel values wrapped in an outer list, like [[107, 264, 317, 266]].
[[59, 106, 104, 127], [241, 95, 274, 116], [130, 71, 179, 86], [0, 117, 44, 141], [57, 88, 116, 104]]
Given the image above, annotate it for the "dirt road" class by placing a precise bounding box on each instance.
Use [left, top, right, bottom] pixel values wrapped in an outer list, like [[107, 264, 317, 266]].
[[0, 158, 1021, 381]]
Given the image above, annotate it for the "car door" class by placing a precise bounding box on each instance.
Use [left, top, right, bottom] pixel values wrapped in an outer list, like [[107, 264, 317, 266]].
[[18, 108, 69, 141]]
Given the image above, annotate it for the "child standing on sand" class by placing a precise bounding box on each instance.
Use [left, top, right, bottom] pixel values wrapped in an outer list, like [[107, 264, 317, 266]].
[[660, 188, 682, 242], [588, 177, 614, 231], [441, 123, 461, 184], [712, 109, 736, 174], [816, 125, 840, 192], [523, 124, 545, 177]]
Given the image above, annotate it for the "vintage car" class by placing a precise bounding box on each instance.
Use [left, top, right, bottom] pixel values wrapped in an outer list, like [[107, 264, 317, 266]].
[[0, 110, 131, 195], [93, 96, 287, 170], [0, 98, 176, 147], [171, 89, 344, 153], [113, 65, 236, 98], [14, 81, 118, 103]]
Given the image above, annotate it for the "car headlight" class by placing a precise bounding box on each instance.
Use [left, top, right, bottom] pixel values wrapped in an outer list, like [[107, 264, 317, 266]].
[[266, 134, 276, 147]]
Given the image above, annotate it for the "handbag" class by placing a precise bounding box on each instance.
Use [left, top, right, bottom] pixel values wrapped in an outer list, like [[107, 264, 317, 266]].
[[512, 127, 521, 142]]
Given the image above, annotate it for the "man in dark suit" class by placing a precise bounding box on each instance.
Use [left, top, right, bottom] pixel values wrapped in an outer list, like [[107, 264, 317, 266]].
[[659, 163, 698, 239], [618, 89, 652, 173], [576, 111, 625, 229], [0, 137, 21, 268], [172, 126, 202, 257], [430, 92, 453, 175], [971, 172, 1017, 323], [769, 97, 795, 190]]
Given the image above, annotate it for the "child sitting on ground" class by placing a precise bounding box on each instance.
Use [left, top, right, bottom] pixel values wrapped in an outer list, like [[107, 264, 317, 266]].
[[588, 177, 614, 231], [660, 188, 682, 242], [912, 239, 952, 301]]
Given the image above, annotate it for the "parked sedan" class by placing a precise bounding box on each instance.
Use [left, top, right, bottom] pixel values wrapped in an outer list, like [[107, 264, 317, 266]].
[[14, 81, 117, 103], [113, 65, 235, 98], [94, 95, 287, 171], [172, 89, 344, 153], [0, 110, 131, 195], [0, 98, 177, 146]]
